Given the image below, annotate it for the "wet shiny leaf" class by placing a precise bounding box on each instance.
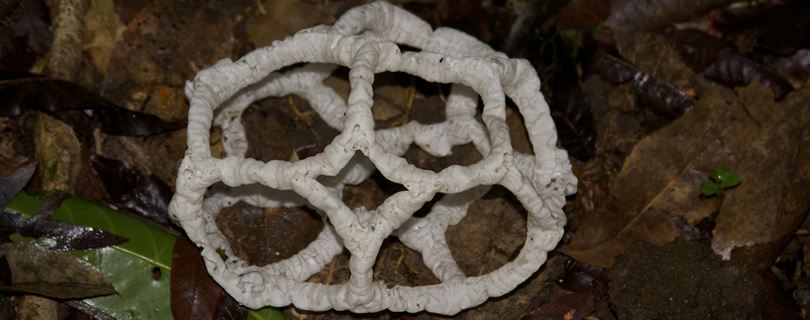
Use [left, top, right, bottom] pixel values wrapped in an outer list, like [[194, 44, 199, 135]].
[[90, 155, 173, 229], [2, 192, 128, 250]]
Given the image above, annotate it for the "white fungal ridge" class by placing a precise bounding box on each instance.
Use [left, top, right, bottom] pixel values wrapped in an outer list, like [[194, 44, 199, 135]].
[[169, 1, 576, 315]]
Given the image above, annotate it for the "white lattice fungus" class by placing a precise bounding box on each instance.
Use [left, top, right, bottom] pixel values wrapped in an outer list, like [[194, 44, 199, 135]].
[[168, 1, 576, 315]]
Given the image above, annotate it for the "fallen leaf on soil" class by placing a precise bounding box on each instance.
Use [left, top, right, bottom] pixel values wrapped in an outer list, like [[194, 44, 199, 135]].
[[0, 241, 115, 299], [83, 0, 126, 73], [562, 81, 778, 268], [605, 0, 738, 32], [711, 85, 810, 273], [90, 154, 173, 229], [33, 111, 82, 192], [670, 29, 794, 100], [613, 31, 713, 97], [523, 282, 607, 320], [0, 73, 184, 136], [708, 1, 810, 56], [246, 0, 333, 48], [6, 191, 178, 319], [0, 0, 51, 72], [170, 235, 249, 320], [549, 64, 598, 162], [2, 192, 128, 251], [557, 258, 608, 293], [553, 0, 611, 30], [0, 161, 36, 210], [100, 0, 250, 122], [594, 51, 695, 119]]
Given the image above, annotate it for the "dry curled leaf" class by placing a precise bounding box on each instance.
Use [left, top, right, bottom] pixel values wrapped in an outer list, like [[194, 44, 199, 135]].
[[594, 51, 695, 119], [670, 29, 794, 99]]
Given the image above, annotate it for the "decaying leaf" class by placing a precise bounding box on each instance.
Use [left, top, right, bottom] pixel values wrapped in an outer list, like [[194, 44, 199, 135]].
[[0, 73, 184, 136], [594, 51, 695, 119], [246, 0, 333, 48], [522, 285, 606, 320], [557, 258, 608, 293], [613, 31, 713, 97], [34, 111, 82, 192], [171, 235, 249, 320], [0, 0, 51, 72], [2, 192, 129, 251], [90, 154, 173, 229], [562, 81, 780, 268], [670, 29, 794, 100], [6, 191, 177, 319], [83, 0, 126, 73], [0, 242, 115, 299], [553, 0, 611, 30], [605, 0, 739, 31], [99, 0, 250, 123], [0, 161, 36, 210], [708, 1, 810, 56], [712, 85, 810, 273]]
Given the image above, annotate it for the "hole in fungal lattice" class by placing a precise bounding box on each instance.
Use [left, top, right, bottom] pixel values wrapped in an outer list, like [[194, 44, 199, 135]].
[[446, 185, 528, 277], [215, 200, 324, 267]]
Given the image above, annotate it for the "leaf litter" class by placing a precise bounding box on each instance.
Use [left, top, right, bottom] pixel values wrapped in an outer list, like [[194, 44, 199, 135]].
[[2, 0, 810, 319]]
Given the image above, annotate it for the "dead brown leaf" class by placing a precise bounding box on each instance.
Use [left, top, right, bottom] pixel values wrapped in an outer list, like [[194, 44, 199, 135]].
[[34, 112, 81, 192], [83, 0, 126, 74], [712, 86, 810, 273], [563, 81, 777, 268], [614, 32, 712, 97], [246, 0, 333, 48], [0, 242, 115, 299], [605, 0, 738, 31]]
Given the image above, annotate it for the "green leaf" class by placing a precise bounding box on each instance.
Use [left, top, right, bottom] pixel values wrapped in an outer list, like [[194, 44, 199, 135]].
[[719, 171, 741, 189], [5, 191, 176, 319], [248, 307, 286, 320], [701, 181, 720, 196], [51, 196, 175, 269], [4, 191, 42, 221], [76, 247, 172, 319], [711, 166, 732, 183]]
